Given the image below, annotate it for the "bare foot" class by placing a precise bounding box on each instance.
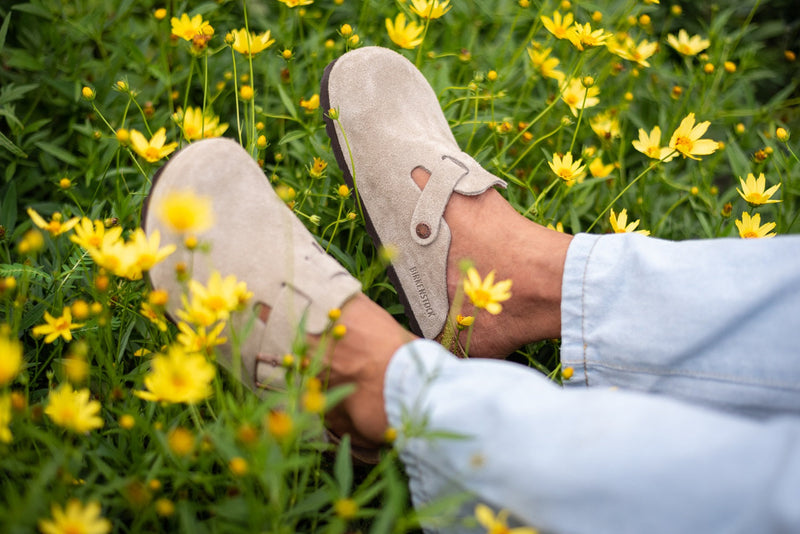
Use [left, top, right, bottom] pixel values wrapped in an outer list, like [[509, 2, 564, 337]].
[[321, 294, 412, 448], [411, 167, 572, 358]]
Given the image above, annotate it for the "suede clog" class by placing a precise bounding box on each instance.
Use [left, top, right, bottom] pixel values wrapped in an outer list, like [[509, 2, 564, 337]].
[[142, 138, 362, 392], [321, 46, 506, 339]]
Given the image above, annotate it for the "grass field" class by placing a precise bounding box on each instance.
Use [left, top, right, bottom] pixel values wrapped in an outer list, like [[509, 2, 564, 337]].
[[1, 0, 798, 532]]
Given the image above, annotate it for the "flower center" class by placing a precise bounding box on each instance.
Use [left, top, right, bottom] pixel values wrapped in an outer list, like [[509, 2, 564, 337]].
[[674, 136, 692, 154], [145, 147, 161, 161], [742, 230, 759, 238]]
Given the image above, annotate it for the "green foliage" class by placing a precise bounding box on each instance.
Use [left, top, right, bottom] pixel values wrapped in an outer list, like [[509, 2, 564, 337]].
[[0, 0, 798, 531]]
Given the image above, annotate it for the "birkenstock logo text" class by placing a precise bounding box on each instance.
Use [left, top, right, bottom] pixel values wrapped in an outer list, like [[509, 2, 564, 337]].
[[409, 266, 435, 318]]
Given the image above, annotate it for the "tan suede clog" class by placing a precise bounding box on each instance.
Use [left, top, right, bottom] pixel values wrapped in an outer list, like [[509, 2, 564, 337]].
[[321, 46, 506, 339], [142, 138, 362, 392]]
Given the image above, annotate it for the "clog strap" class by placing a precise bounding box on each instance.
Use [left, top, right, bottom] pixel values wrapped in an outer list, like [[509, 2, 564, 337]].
[[409, 153, 506, 246]]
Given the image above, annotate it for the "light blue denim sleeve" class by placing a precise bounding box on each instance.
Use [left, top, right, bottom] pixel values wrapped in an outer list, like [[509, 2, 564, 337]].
[[561, 233, 800, 417], [386, 339, 800, 534]]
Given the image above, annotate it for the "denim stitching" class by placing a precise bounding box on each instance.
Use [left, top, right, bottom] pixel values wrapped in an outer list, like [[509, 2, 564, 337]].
[[580, 237, 602, 388]]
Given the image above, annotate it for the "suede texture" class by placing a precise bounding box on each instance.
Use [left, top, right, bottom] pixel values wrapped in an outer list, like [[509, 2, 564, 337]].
[[324, 46, 506, 339], [144, 138, 362, 391]]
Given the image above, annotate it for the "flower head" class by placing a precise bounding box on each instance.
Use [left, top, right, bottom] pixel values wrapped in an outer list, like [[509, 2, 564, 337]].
[[32, 308, 84, 344], [607, 36, 658, 67], [737, 173, 781, 206], [277, 0, 314, 6], [130, 128, 178, 163], [668, 113, 719, 160], [70, 218, 123, 254], [548, 152, 586, 186], [123, 228, 175, 279], [176, 321, 227, 355], [187, 271, 252, 323], [386, 13, 425, 49], [135, 345, 216, 404], [667, 29, 710, 56], [38, 499, 111, 534], [299, 94, 320, 113], [475, 503, 538, 534], [226, 28, 275, 57], [588, 157, 614, 178], [735, 212, 776, 238], [541, 11, 574, 40], [527, 46, 565, 83], [560, 77, 600, 116], [567, 22, 609, 51], [27, 208, 80, 237], [409, 0, 452, 19], [0, 331, 23, 386], [464, 268, 512, 315], [173, 107, 228, 140], [631, 126, 676, 162], [157, 189, 214, 235], [171, 13, 213, 41], [589, 112, 620, 141], [609, 208, 650, 235], [44, 384, 104, 433]]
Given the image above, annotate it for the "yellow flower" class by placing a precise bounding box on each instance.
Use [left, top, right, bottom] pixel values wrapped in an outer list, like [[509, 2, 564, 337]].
[[135, 345, 216, 404], [589, 112, 620, 141], [309, 157, 328, 178], [735, 212, 776, 238], [70, 218, 122, 254], [277, 0, 314, 6], [548, 152, 586, 186], [559, 77, 600, 116], [0, 331, 23, 386], [38, 499, 111, 534], [386, 13, 425, 49], [126, 228, 175, 275], [540, 10, 574, 40], [171, 13, 213, 41], [157, 189, 214, 235], [631, 126, 676, 162], [167, 426, 195, 456], [567, 22, 609, 51], [226, 28, 275, 57], [0, 394, 12, 443], [266, 410, 294, 440], [130, 128, 178, 163], [463, 268, 512, 315], [526, 46, 565, 83], [409, 0, 452, 19], [176, 321, 227, 354], [334, 498, 359, 520], [229, 456, 249, 476], [173, 107, 228, 141], [667, 29, 710, 56], [668, 113, 719, 160], [141, 302, 169, 332], [299, 94, 320, 113], [475, 503, 538, 534], [27, 208, 80, 237], [33, 308, 84, 344], [44, 384, 104, 433], [187, 271, 252, 322], [737, 173, 781, 206], [456, 314, 474, 330], [588, 157, 614, 179], [607, 35, 658, 67], [609, 208, 650, 235]]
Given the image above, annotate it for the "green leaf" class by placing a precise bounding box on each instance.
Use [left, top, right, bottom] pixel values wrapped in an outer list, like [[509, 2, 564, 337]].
[[334, 434, 353, 495], [0, 131, 27, 158], [276, 83, 298, 119], [1, 181, 17, 229], [34, 141, 80, 166], [0, 11, 11, 54], [278, 129, 309, 145]]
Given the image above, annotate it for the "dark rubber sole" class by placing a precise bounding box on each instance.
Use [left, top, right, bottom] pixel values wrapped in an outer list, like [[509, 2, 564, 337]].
[[320, 57, 424, 338]]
